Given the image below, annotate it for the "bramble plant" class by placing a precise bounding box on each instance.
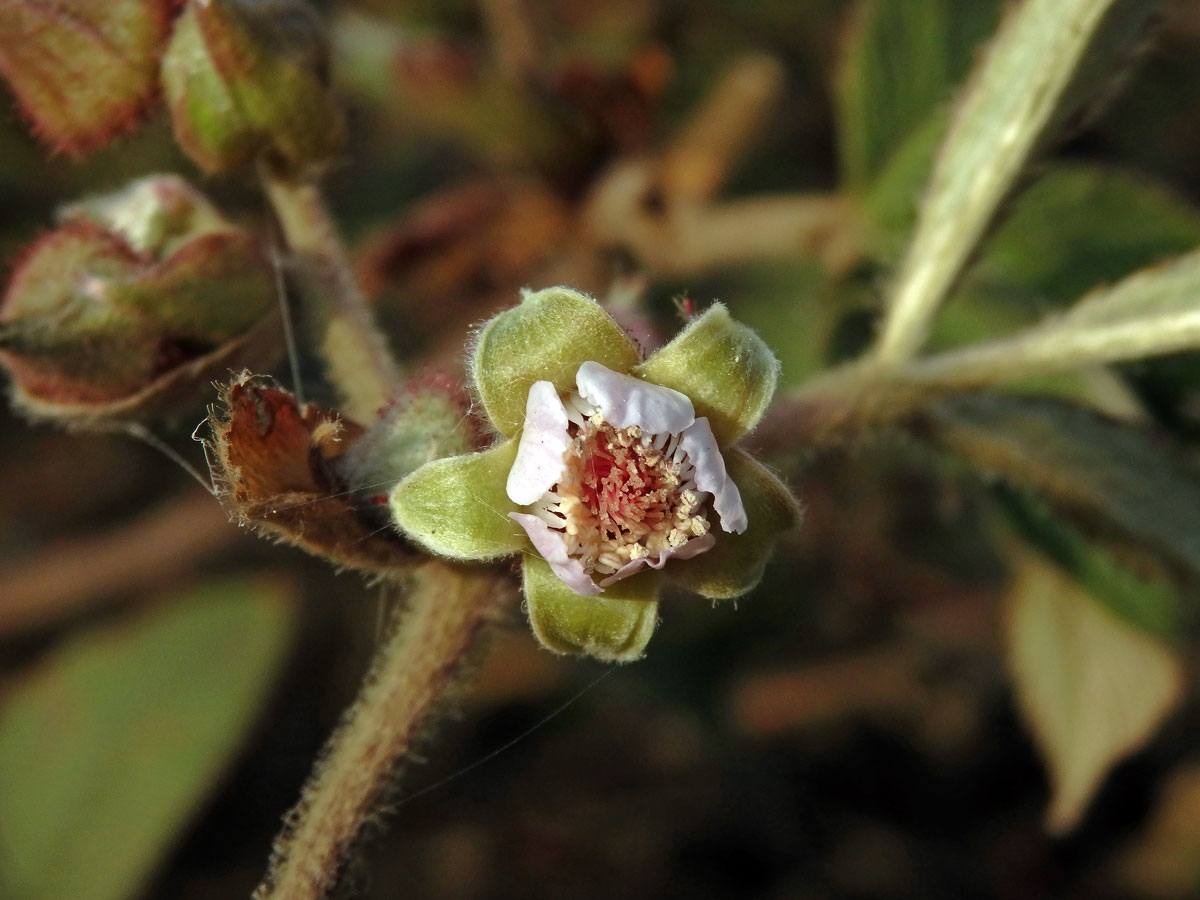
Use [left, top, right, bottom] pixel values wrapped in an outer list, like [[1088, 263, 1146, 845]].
[[3, 0, 1200, 898]]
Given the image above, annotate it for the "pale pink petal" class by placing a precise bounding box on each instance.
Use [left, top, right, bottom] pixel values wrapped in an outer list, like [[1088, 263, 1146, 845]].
[[679, 417, 747, 533], [510, 512, 602, 596], [576, 361, 694, 434], [506, 380, 571, 505], [598, 531, 716, 586]]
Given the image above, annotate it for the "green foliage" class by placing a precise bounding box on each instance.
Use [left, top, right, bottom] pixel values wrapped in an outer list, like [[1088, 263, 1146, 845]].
[[835, 0, 999, 189], [999, 488, 1182, 640], [0, 576, 298, 900], [971, 165, 1200, 307], [932, 394, 1200, 589]]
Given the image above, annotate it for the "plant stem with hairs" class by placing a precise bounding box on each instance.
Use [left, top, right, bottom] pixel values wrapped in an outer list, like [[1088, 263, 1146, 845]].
[[254, 561, 513, 900], [262, 173, 404, 423]]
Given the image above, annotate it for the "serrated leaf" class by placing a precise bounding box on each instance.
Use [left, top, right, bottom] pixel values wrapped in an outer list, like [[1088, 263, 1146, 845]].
[[0, 0, 172, 155], [836, 0, 999, 189], [932, 394, 1200, 588], [1005, 552, 1183, 833], [0, 575, 298, 900], [873, 0, 1160, 364]]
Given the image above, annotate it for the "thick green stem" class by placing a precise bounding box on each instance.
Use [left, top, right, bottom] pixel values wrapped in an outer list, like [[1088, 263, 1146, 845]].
[[253, 561, 512, 900], [263, 175, 403, 422]]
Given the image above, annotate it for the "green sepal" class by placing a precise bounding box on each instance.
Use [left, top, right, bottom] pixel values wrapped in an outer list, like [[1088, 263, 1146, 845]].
[[635, 303, 779, 445], [671, 450, 800, 600], [389, 440, 527, 561], [471, 286, 638, 437], [522, 557, 661, 662]]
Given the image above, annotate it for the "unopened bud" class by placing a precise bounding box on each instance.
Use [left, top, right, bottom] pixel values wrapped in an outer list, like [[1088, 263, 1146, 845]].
[[0, 0, 173, 155], [161, 0, 346, 177], [336, 377, 476, 506], [0, 176, 277, 422]]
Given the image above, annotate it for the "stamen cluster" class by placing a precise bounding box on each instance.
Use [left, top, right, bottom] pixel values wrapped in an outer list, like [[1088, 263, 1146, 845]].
[[528, 393, 712, 580]]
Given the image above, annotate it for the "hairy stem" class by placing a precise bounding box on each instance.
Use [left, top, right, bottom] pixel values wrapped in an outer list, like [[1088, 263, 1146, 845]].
[[254, 561, 512, 900], [760, 301, 1200, 454], [263, 174, 403, 422], [897, 309, 1200, 393], [871, 0, 1155, 367]]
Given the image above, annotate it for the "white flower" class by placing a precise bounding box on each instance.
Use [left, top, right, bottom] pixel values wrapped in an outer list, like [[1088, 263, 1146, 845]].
[[506, 361, 747, 596]]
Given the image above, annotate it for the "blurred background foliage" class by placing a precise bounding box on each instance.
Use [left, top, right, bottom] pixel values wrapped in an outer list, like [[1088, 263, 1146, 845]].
[[4, 0, 1200, 898]]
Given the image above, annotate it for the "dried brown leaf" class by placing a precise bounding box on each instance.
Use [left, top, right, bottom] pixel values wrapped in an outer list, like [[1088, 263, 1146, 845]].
[[209, 375, 416, 575]]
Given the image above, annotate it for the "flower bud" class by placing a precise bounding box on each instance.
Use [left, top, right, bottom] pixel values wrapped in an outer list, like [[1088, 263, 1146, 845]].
[[161, 0, 346, 177], [335, 377, 476, 507], [0, 176, 278, 423], [0, 0, 173, 155]]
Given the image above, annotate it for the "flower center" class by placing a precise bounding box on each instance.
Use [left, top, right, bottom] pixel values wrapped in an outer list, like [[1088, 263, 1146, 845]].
[[530, 399, 711, 579]]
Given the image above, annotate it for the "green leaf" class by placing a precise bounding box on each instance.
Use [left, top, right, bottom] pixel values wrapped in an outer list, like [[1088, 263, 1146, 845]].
[[932, 394, 1200, 594], [999, 488, 1181, 640], [1005, 551, 1183, 833], [835, 0, 999, 189], [872, 0, 1160, 364], [900, 249, 1200, 398], [470, 287, 639, 437], [522, 557, 661, 662], [860, 109, 949, 257], [635, 303, 779, 445], [0, 575, 298, 900], [389, 440, 527, 561], [971, 165, 1200, 308]]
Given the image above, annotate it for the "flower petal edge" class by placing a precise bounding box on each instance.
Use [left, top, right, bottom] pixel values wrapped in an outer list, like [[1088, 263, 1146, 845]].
[[510, 512, 601, 596], [471, 286, 639, 437], [668, 449, 800, 600], [507, 380, 571, 505], [679, 416, 747, 533], [634, 302, 779, 445], [575, 360, 694, 434]]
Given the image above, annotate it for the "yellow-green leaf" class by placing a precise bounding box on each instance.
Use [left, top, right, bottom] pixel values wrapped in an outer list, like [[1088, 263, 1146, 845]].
[[1005, 553, 1183, 833], [0, 575, 298, 900], [635, 303, 779, 445], [670, 450, 801, 600]]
